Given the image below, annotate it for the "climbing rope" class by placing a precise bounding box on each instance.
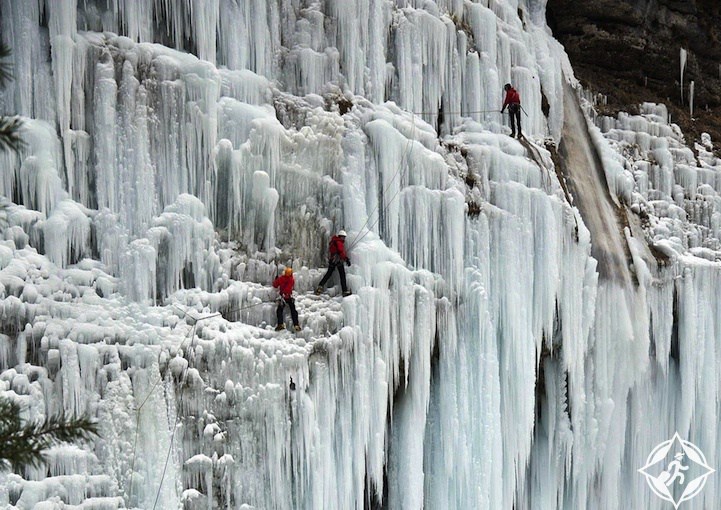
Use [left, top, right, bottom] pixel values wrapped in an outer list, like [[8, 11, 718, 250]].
[[127, 98, 537, 505], [152, 304, 229, 509], [411, 108, 503, 116], [348, 104, 529, 250], [348, 112, 418, 250], [127, 306, 227, 508], [151, 319, 200, 510], [127, 322, 195, 504], [347, 112, 417, 249]]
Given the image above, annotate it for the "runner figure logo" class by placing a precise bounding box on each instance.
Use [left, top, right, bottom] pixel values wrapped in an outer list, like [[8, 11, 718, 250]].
[[639, 432, 715, 508]]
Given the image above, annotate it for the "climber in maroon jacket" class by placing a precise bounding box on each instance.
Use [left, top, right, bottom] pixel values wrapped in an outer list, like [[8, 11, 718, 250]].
[[501, 83, 522, 139], [315, 230, 351, 296], [273, 267, 300, 331]]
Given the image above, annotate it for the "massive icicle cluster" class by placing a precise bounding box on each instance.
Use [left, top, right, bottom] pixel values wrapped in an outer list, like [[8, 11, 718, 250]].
[[0, 0, 720, 509]]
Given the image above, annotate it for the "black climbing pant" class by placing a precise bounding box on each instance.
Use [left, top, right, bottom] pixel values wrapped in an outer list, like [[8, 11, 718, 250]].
[[509, 103, 521, 137], [276, 297, 299, 327], [318, 262, 348, 293]]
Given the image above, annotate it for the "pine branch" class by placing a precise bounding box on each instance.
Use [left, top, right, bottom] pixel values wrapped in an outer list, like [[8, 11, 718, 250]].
[[0, 397, 98, 472], [0, 397, 20, 428], [0, 42, 23, 154], [0, 42, 12, 89], [21, 416, 98, 443], [0, 116, 25, 153]]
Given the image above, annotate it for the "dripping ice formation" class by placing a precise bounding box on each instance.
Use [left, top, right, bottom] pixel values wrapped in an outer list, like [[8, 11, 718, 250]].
[[0, 0, 720, 508]]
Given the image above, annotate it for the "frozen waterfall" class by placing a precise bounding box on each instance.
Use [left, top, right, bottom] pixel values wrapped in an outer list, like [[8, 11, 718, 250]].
[[0, 0, 720, 509]]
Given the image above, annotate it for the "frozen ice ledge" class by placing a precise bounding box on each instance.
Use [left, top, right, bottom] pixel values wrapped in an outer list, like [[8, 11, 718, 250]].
[[0, 1, 720, 509]]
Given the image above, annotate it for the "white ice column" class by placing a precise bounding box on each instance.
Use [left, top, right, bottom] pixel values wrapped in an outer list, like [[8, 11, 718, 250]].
[[483, 198, 539, 506], [394, 9, 449, 125], [0, 0, 44, 117], [366, 0, 392, 103], [93, 54, 119, 213], [424, 217, 504, 509], [364, 117, 447, 251], [116, 59, 155, 236], [182, 62, 221, 217], [17, 128, 64, 217], [398, 188, 465, 294], [386, 284, 436, 510], [146, 193, 220, 300], [48, 0, 77, 196], [466, 2, 499, 67], [120, 238, 157, 303], [217, 0, 280, 76], [249, 171, 279, 252], [152, 61, 189, 211], [42, 199, 90, 268], [191, 0, 219, 64], [114, 0, 154, 42], [463, 51, 483, 122], [325, 0, 369, 95], [125, 360, 180, 508]]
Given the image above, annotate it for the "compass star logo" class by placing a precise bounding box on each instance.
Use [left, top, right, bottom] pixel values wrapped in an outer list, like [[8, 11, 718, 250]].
[[639, 432, 715, 508]]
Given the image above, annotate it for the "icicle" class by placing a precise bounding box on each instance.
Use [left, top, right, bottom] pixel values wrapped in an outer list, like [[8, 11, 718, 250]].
[[680, 48, 687, 103], [42, 199, 90, 268], [93, 54, 119, 213], [1, 2, 721, 509], [47, 0, 77, 197], [689, 80, 695, 118], [120, 238, 157, 303]]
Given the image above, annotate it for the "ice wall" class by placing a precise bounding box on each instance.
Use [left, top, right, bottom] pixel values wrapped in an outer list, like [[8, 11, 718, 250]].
[[0, 1, 720, 510]]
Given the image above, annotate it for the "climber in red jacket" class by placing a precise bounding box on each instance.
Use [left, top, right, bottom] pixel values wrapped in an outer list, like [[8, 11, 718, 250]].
[[315, 230, 351, 296], [501, 83, 522, 139], [273, 267, 300, 331]]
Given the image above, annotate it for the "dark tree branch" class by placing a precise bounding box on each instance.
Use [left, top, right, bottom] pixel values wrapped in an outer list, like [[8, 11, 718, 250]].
[[0, 397, 99, 472], [0, 41, 12, 88], [0, 116, 25, 153], [0, 40, 24, 153]]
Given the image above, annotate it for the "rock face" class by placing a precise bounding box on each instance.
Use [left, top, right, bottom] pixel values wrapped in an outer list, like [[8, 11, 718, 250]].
[[547, 0, 721, 149]]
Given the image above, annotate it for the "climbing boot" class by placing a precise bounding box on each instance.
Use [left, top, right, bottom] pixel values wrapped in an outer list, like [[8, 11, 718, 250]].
[[293, 325, 301, 332], [314, 287, 323, 295], [510, 131, 515, 138], [342, 290, 352, 297], [517, 132, 523, 139], [275, 324, 286, 331]]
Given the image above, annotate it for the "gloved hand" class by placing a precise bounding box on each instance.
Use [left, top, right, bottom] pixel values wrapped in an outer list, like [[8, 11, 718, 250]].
[[345, 258, 351, 266], [500, 108, 505, 114]]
